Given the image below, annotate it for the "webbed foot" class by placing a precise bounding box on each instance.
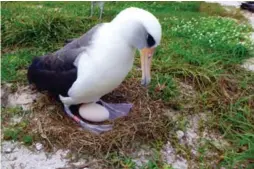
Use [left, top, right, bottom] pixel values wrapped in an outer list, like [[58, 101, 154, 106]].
[[99, 100, 133, 120], [63, 104, 112, 134]]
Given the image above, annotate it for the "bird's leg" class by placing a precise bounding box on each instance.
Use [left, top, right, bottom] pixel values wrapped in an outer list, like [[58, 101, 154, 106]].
[[99, 100, 133, 120], [99, 2, 104, 20], [63, 104, 113, 134], [59, 95, 77, 106], [59, 95, 113, 134], [90, 2, 94, 17]]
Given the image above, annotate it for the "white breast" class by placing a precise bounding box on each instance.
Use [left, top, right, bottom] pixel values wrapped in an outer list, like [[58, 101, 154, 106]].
[[67, 24, 135, 103]]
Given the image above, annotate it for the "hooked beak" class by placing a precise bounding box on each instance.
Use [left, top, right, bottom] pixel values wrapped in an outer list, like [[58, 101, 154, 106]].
[[140, 47, 155, 87]]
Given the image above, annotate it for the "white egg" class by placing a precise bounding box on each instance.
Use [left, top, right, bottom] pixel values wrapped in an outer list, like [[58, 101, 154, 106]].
[[79, 103, 110, 122]]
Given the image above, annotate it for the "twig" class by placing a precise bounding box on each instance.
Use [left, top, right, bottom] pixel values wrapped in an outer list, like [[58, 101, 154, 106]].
[[56, 160, 102, 169], [38, 119, 54, 149], [147, 107, 152, 120]]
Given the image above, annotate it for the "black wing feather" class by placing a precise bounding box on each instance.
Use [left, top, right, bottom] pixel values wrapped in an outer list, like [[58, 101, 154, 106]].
[[27, 24, 103, 97]]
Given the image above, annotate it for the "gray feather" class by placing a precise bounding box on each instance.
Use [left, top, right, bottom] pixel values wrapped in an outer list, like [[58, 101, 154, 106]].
[[54, 23, 103, 59], [27, 23, 104, 97]]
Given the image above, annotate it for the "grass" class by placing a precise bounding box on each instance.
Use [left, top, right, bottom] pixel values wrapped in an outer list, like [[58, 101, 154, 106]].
[[1, 1, 254, 169], [1, 49, 44, 83], [219, 96, 254, 168], [1, 107, 34, 145]]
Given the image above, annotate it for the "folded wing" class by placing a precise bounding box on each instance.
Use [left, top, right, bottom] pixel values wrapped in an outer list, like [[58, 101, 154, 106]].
[[27, 24, 103, 97]]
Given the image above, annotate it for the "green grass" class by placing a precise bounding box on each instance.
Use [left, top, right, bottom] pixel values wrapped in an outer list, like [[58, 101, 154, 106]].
[[104, 149, 171, 169], [1, 107, 34, 145], [219, 96, 254, 168], [1, 1, 254, 168], [1, 48, 44, 83]]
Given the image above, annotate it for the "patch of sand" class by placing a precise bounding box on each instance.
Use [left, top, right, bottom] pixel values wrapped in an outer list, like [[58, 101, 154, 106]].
[[1, 84, 40, 111], [1, 141, 69, 169]]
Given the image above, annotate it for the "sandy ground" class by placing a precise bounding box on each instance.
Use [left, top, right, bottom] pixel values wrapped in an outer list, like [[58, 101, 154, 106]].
[[1, 1, 254, 169], [1, 141, 70, 169]]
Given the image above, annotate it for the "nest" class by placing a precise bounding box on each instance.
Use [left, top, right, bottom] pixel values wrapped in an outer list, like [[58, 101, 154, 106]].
[[30, 78, 171, 155]]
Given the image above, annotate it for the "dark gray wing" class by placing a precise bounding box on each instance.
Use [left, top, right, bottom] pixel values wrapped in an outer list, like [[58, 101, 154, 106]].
[[64, 38, 76, 45], [27, 23, 103, 97], [54, 23, 103, 63]]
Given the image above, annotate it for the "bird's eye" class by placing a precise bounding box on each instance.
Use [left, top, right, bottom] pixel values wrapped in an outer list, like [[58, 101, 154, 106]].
[[147, 33, 155, 48]]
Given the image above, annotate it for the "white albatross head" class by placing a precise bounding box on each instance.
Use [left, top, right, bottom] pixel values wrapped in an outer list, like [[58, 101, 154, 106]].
[[111, 7, 162, 86]]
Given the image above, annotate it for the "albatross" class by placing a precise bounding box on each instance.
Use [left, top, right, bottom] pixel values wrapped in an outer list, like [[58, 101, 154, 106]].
[[27, 7, 162, 134]]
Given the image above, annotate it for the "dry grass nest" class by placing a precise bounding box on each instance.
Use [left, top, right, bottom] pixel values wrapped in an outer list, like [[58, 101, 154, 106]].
[[29, 78, 172, 155]]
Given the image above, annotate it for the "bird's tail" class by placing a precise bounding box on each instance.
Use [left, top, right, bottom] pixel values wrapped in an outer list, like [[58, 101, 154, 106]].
[[27, 54, 77, 97], [27, 56, 41, 84]]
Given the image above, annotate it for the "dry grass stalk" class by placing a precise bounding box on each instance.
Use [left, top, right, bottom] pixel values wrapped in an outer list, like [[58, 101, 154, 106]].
[[29, 78, 171, 155]]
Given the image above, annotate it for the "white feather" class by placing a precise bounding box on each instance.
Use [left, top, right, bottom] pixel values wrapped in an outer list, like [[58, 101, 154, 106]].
[[67, 23, 135, 104], [61, 7, 161, 106], [112, 7, 162, 47]]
